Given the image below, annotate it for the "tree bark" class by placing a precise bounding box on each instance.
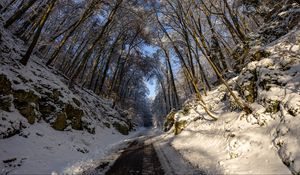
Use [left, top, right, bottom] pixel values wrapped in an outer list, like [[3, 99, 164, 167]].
[[4, 0, 36, 28], [20, 0, 57, 65]]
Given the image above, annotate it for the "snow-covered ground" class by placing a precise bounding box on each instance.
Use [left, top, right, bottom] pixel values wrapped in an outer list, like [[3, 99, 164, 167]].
[[0, 15, 139, 174], [150, 132, 205, 175], [0, 122, 145, 174], [157, 28, 300, 174]]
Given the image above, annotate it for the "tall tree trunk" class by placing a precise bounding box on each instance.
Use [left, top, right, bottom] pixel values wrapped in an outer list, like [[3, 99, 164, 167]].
[[1, 0, 18, 14], [4, 0, 36, 28], [159, 76, 169, 114], [99, 36, 122, 93], [156, 12, 218, 120], [65, 40, 89, 75], [20, 0, 57, 66], [108, 53, 122, 95], [190, 23, 252, 114], [162, 47, 180, 109], [46, 0, 101, 66], [15, 4, 46, 39], [86, 43, 107, 89], [205, 13, 229, 74], [223, 0, 247, 42], [69, 0, 123, 84]]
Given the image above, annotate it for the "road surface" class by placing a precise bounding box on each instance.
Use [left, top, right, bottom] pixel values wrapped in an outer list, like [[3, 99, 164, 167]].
[[105, 140, 164, 175], [82, 130, 205, 175]]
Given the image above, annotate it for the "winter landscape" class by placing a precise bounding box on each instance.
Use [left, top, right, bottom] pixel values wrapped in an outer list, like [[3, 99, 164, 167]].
[[0, 0, 300, 174]]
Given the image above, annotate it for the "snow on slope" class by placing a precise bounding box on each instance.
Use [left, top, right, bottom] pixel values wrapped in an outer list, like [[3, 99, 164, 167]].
[[0, 121, 143, 174], [0, 15, 136, 174], [160, 28, 300, 174]]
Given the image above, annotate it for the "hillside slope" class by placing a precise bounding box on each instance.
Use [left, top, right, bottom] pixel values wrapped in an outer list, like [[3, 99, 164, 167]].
[[162, 3, 300, 175], [0, 17, 136, 174]]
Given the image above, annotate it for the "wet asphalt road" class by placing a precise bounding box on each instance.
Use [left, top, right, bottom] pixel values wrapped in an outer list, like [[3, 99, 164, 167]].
[[105, 140, 164, 175]]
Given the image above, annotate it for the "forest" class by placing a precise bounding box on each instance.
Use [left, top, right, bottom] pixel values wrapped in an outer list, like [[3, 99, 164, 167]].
[[1, 0, 269, 121], [0, 0, 300, 174]]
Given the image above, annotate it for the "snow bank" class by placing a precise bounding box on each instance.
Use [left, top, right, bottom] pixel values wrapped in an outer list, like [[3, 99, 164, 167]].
[[0, 121, 141, 174], [160, 28, 300, 174]]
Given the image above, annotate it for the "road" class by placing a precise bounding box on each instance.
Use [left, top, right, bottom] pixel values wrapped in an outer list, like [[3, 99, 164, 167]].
[[82, 130, 205, 175], [105, 140, 164, 175]]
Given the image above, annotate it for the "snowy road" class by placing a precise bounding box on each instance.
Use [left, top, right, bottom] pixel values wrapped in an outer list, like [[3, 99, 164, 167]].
[[106, 140, 164, 175], [81, 129, 205, 175]]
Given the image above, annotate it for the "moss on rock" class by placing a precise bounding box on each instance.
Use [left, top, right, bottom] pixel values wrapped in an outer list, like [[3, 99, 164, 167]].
[[251, 49, 271, 61], [39, 102, 56, 120], [163, 110, 176, 132], [113, 122, 129, 135], [13, 90, 39, 104], [13, 90, 40, 124], [52, 112, 67, 131], [174, 120, 187, 135], [72, 115, 83, 130], [64, 104, 84, 130], [18, 103, 38, 124], [237, 68, 257, 103], [245, 83, 256, 103], [181, 106, 191, 116], [51, 89, 61, 102], [0, 95, 12, 111], [265, 100, 280, 114], [0, 74, 12, 95]]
